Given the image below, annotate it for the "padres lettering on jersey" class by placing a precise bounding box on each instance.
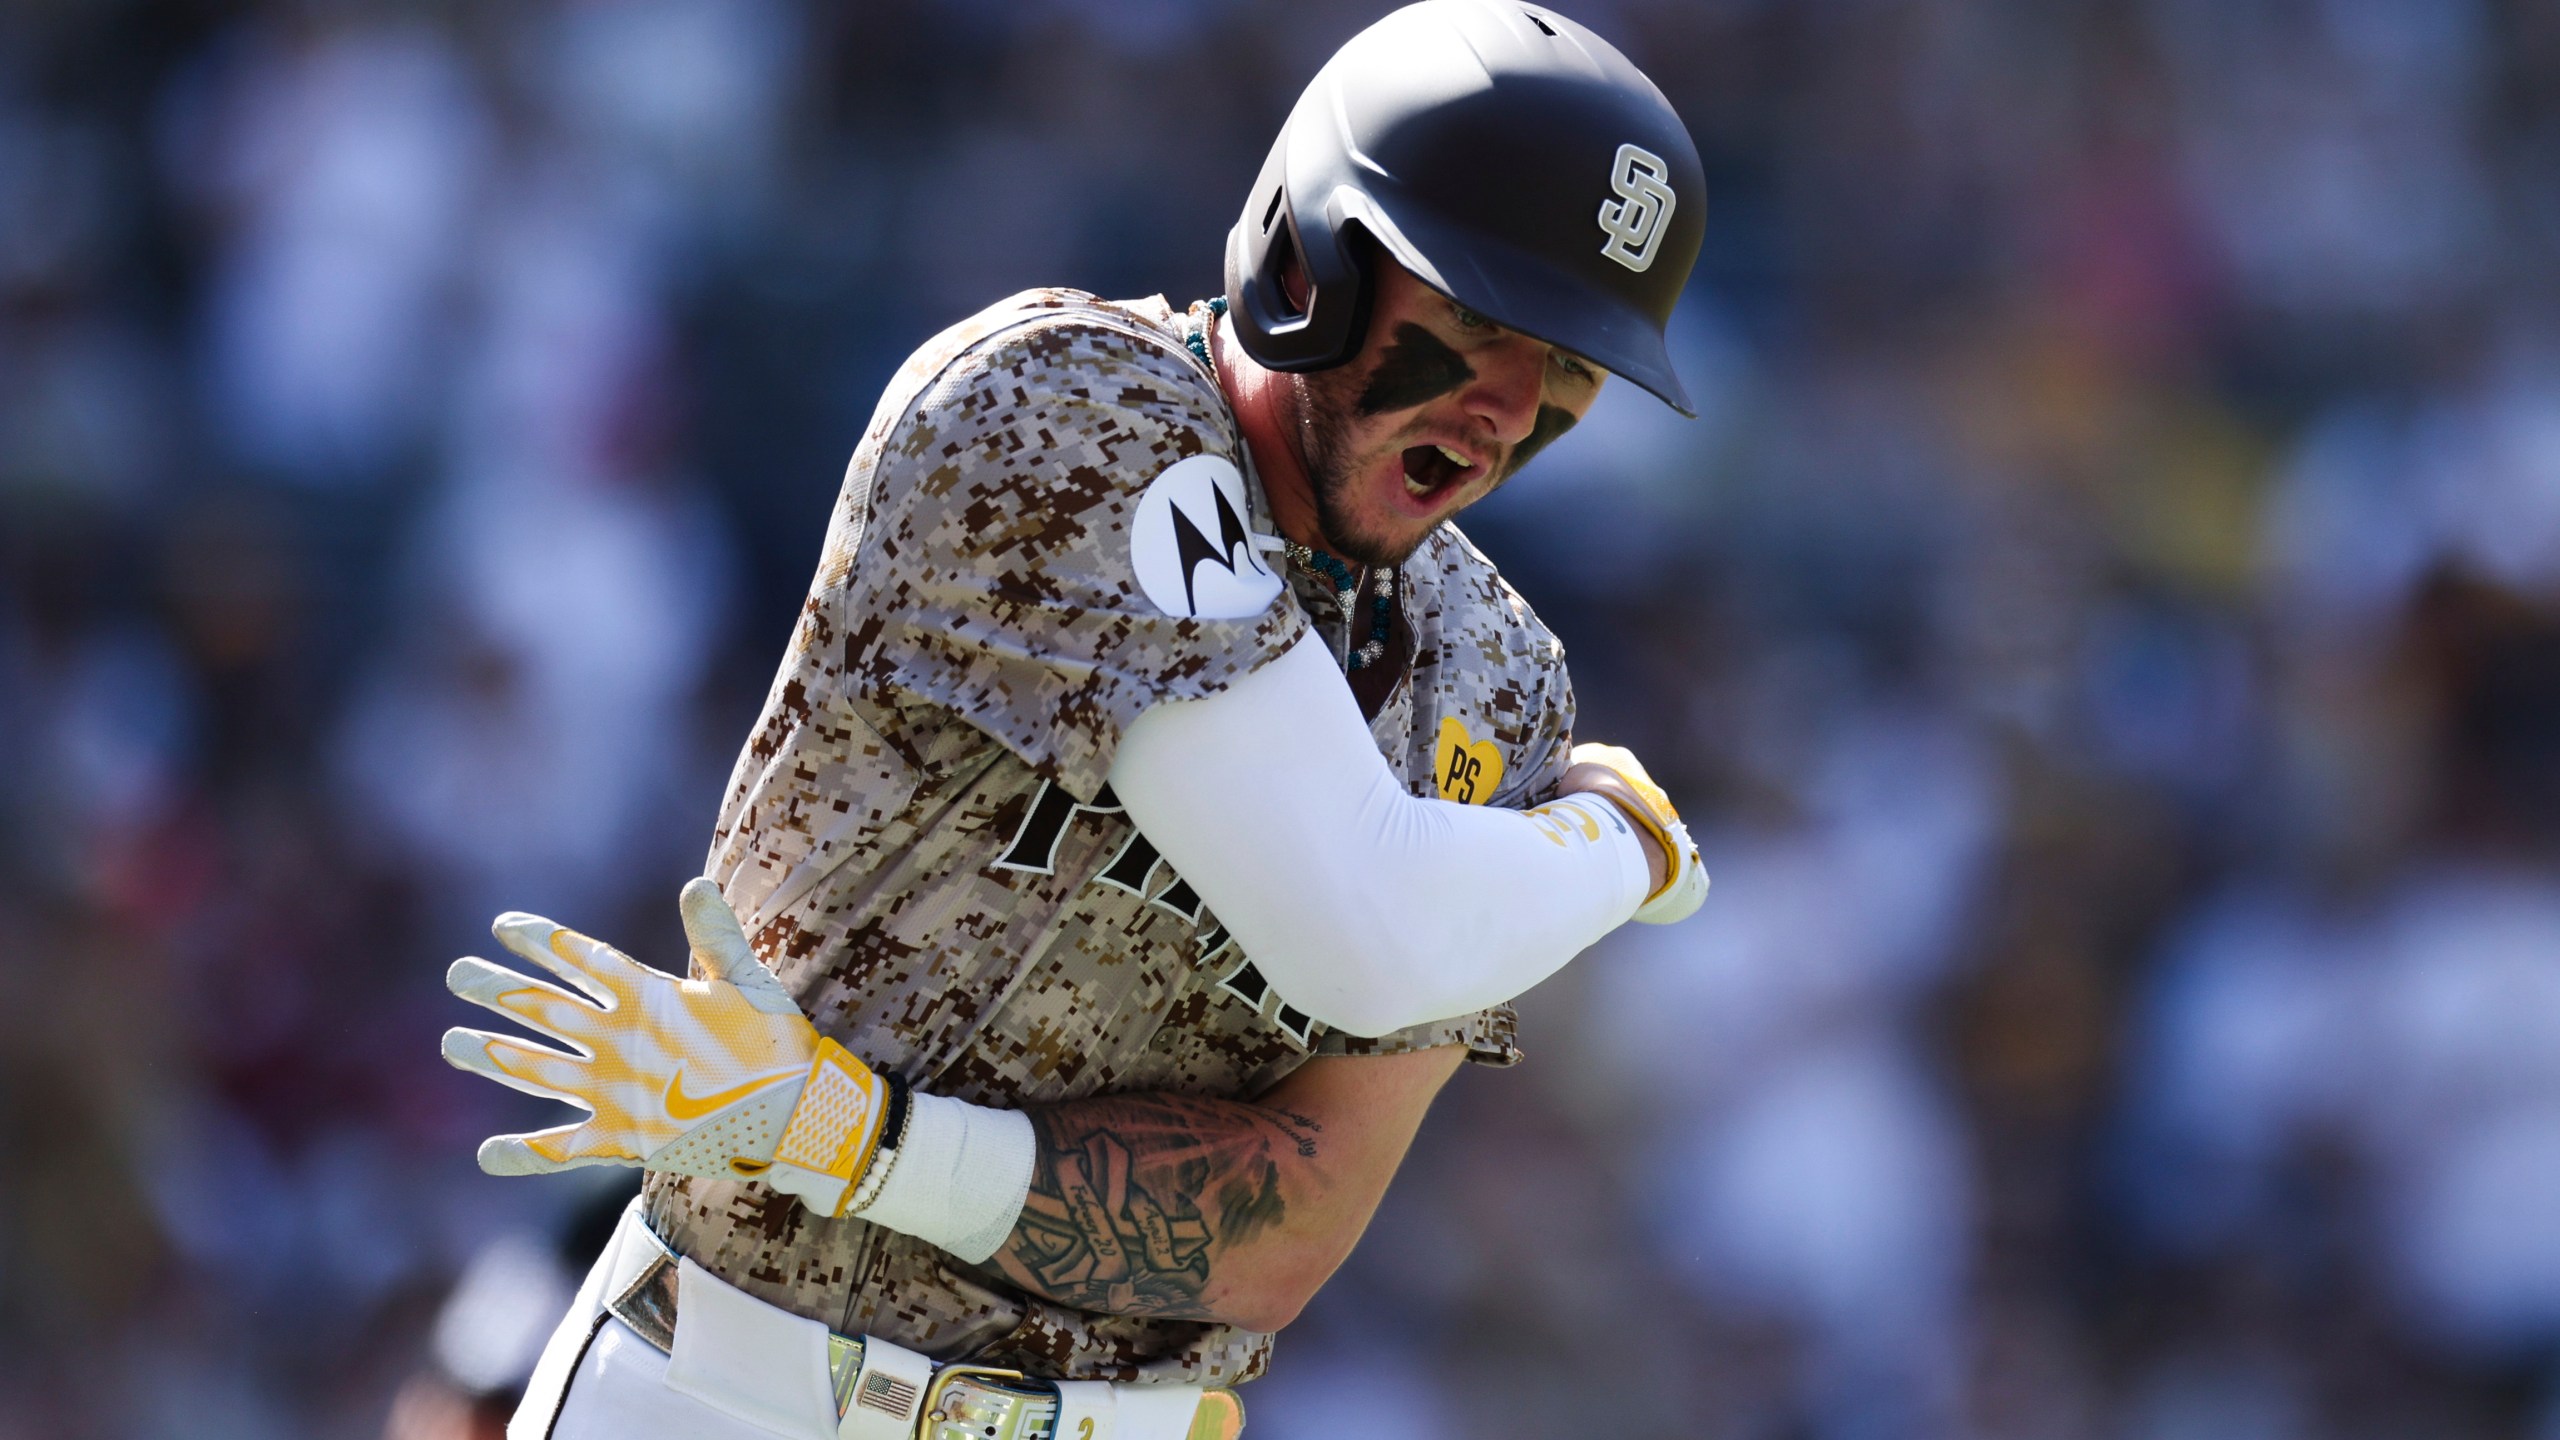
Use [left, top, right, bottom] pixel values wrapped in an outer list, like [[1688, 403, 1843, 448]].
[[991, 780, 1321, 1049], [643, 290, 1571, 1388]]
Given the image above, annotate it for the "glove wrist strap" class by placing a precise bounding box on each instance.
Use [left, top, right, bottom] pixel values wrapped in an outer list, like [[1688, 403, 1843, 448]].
[[767, 1037, 894, 1215], [1567, 771, 1684, 903]]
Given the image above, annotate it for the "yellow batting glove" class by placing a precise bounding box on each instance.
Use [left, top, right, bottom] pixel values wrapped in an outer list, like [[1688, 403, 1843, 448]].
[[441, 878, 895, 1215], [1567, 741, 1709, 924]]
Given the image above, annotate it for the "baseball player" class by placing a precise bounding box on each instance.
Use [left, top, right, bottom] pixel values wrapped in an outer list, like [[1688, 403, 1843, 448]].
[[441, 5, 1709, 1437]]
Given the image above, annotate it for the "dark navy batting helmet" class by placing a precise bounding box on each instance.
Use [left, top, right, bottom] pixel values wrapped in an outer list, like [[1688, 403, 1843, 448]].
[[1224, 0, 1707, 415]]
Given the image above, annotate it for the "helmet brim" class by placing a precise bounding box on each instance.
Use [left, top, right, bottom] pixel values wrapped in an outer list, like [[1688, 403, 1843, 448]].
[[1339, 188, 1697, 419]]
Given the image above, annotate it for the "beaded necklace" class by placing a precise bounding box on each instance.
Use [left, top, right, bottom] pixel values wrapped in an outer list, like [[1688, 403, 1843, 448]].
[[1185, 296, 1399, 672], [1282, 543, 1395, 671]]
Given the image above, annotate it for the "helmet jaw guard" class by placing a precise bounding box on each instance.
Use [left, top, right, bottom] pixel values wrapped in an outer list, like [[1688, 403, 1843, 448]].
[[1223, 0, 1706, 416]]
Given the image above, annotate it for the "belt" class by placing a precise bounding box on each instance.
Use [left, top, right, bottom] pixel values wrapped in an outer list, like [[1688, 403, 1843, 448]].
[[598, 1205, 1243, 1440]]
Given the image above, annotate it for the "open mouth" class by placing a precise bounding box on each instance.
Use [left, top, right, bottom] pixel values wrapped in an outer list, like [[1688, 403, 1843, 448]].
[[1400, 443, 1478, 503]]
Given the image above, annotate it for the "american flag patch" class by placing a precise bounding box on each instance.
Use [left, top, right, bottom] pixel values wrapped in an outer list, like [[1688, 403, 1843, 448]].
[[858, 1371, 920, 1418]]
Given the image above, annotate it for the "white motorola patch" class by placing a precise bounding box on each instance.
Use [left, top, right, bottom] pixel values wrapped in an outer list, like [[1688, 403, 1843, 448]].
[[1597, 142, 1677, 273], [1129, 453, 1282, 620]]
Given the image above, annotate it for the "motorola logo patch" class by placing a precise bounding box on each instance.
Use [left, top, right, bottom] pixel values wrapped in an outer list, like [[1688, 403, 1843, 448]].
[[1130, 453, 1282, 620]]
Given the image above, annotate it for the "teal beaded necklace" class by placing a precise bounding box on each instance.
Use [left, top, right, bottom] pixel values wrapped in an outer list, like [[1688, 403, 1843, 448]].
[[1285, 544, 1395, 671], [1186, 296, 1399, 672], [1181, 294, 1224, 376]]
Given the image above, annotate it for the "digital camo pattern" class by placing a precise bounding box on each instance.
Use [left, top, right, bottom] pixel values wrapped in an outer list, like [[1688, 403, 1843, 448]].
[[643, 289, 1577, 1385]]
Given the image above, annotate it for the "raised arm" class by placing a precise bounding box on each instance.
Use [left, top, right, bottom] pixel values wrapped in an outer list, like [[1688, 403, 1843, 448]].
[[988, 1046, 1463, 1333], [1109, 629, 1708, 1036]]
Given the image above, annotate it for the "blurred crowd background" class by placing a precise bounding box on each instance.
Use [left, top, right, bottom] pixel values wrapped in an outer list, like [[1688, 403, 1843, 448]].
[[5, 0, 2559, 1436]]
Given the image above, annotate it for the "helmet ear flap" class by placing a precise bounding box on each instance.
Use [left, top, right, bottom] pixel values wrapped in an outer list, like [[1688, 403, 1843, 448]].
[[1225, 181, 1373, 373]]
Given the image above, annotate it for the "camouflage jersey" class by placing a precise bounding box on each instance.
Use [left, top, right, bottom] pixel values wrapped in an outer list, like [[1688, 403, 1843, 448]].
[[644, 289, 1577, 1385]]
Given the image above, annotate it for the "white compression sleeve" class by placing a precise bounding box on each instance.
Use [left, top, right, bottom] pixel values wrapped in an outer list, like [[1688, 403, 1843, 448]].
[[1107, 630, 1652, 1037]]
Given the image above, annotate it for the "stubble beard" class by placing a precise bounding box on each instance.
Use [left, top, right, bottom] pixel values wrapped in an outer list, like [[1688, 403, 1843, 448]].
[[1292, 373, 1432, 568]]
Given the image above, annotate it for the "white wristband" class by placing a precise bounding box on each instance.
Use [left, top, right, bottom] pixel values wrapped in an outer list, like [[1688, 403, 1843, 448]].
[[851, 1090, 1037, 1263]]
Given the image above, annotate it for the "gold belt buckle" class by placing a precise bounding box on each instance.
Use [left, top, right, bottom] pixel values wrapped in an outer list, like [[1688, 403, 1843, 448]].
[[919, 1366, 1058, 1439], [916, 1369, 1246, 1440]]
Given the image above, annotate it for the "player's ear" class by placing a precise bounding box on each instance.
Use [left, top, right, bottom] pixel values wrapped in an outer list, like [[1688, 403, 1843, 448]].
[[1277, 224, 1370, 317], [1278, 243, 1311, 316]]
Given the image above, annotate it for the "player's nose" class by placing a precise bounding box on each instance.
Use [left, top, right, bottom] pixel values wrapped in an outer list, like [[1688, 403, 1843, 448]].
[[1459, 336, 1548, 447]]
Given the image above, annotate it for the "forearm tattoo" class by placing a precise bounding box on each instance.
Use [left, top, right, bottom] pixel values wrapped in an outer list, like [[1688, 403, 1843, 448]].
[[996, 1095, 1323, 1319]]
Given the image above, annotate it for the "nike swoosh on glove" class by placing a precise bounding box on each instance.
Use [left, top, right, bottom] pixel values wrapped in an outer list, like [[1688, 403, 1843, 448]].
[[1567, 741, 1710, 925], [441, 878, 893, 1215]]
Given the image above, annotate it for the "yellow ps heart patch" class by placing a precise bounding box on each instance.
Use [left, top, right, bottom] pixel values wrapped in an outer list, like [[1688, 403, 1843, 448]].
[[1434, 717, 1505, 805]]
